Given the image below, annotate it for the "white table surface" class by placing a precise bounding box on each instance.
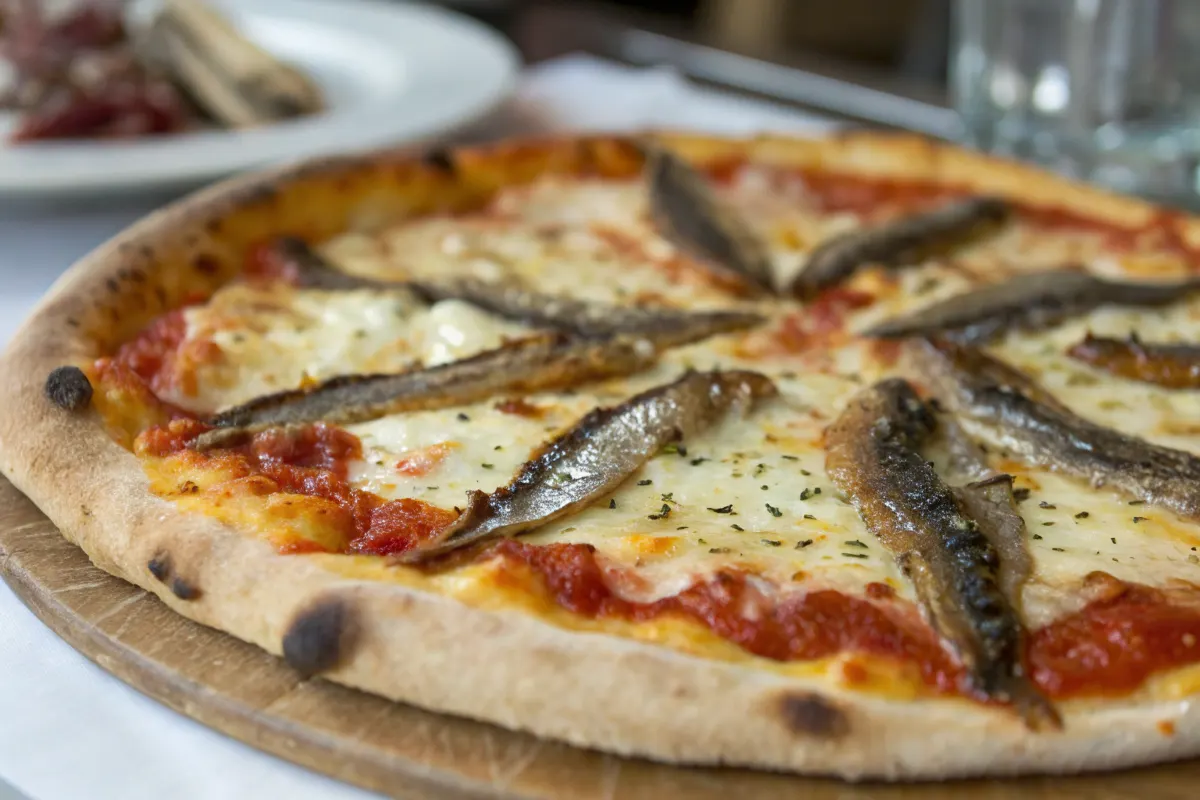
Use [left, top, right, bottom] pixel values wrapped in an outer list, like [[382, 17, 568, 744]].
[[0, 54, 831, 800]]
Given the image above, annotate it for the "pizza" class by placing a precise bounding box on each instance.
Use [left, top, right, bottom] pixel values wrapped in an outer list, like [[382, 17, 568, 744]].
[[4, 132, 1200, 781]]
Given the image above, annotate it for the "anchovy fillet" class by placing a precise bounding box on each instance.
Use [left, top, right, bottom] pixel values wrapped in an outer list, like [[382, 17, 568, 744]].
[[1068, 333, 1200, 389], [825, 379, 1058, 728], [262, 237, 764, 345], [409, 277, 765, 347], [789, 196, 1009, 299], [920, 337, 1200, 519], [645, 149, 776, 294], [928, 402, 1034, 617], [953, 475, 1032, 628], [399, 369, 778, 562], [192, 335, 656, 450], [868, 268, 1200, 343]]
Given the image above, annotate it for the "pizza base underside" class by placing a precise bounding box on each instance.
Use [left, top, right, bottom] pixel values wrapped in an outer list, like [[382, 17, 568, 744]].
[[4, 133, 1200, 780]]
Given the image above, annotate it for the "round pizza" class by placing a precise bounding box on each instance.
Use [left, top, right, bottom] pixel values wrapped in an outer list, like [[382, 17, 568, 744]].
[[5, 132, 1200, 780]]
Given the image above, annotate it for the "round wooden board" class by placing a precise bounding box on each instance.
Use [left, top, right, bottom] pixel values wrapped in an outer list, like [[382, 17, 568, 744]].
[[1, 474, 1196, 799]]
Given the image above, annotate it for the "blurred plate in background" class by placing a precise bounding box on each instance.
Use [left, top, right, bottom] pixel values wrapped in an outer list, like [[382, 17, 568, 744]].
[[0, 0, 519, 199]]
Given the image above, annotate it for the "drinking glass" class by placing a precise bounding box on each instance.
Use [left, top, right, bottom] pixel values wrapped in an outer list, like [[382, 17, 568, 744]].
[[951, 0, 1200, 205]]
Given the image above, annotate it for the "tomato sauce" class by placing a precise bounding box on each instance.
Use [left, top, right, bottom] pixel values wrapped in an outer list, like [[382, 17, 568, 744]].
[[1018, 206, 1199, 262], [1028, 582, 1200, 698], [102, 309, 188, 394], [492, 540, 964, 694], [701, 156, 747, 185], [775, 287, 875, 354], [138, 420, 457, 556], [93, 317, 206, 440], [796, 170, 965, 216], [98, 303, 222, 399], [244, 239, 303, 285], [493, 540, 1200, 699]]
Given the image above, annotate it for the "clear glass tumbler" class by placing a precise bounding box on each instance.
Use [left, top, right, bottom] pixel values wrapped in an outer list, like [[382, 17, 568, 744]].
[[951, 0, 1200, 206]]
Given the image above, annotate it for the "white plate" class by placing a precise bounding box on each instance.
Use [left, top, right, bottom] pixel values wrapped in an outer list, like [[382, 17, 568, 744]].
[[0, 0, 519, 198]]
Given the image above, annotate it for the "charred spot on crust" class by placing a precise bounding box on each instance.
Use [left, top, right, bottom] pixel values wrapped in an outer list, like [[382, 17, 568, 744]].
[[44, 366, 93, 411], [192, 254, 219, 275], [148, 553, 200, 599], [777, 692, 849, 738], [170, 576, 201, 601], [147, 552, 171, 582], [422, 147, 456, 175], [282, 597, 357, 677]]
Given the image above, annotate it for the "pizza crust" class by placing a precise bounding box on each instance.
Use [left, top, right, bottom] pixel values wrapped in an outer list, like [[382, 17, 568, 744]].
[[3, 132, 1200, 780]]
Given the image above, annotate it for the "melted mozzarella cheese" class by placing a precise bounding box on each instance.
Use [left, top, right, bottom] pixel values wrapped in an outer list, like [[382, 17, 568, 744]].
[[161, 285, 530, 413], [348, 375, 903, 603]]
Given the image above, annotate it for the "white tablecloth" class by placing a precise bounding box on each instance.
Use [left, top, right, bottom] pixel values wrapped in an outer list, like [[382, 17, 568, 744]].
[[0, 54, 830, 800]]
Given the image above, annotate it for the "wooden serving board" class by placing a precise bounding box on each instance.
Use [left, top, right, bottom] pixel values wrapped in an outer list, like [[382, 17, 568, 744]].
[[0, 474, 1195, 800]]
